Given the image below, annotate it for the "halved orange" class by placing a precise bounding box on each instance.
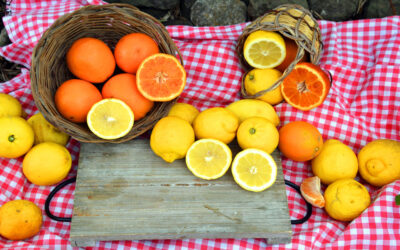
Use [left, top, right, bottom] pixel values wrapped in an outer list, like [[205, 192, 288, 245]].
[[281, 62, 330, 111], [136, 53, 186, 102], [300, 176, 325, 208]]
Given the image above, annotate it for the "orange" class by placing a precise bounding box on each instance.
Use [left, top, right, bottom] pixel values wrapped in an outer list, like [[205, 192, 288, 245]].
[[275, 37, 308, 72], [102, 73, 154, 121], [66, 37, 115, 83], [114, 33, 159, 74], [281, 62, 330, 111], [300, 176, 325, 208], [136, 53, 186, 102], [55, 79, 102, 123], [278, 121, 323, 161]]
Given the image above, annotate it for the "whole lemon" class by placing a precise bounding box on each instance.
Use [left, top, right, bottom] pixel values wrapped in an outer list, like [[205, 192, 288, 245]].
[[193, 107, 239, 144], [0, 93, 23, 117], [357, 139, 400, 187], [237, 117, 279, 154], [27, 112, 70, 146], [0, 116, 34, 158], [226, 99, 280, 126], [167, 102, 199, 125], [22, 142, 72, 186], [0, 199, 42, 240], [311, 139, 358, 185], [324, 178, 370, 222], [150, 116, 195, 163], [244, 68, 283, 105]]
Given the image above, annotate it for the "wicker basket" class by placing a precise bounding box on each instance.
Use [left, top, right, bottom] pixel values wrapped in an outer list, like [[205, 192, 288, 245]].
[[236, 4, 323, 99], [30, 4, 182, 143]]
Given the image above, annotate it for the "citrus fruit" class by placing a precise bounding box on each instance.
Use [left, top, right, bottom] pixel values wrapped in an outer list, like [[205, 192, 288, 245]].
[[136, 53, 186, 101], [86, 98, 134, 140], [278, 121, 323, 161], [114, 33, 159, 74], [54, 79, 102, 123], [300, 176, 325, 208], [236, 117, 279, 154], [0, 116, 34, 158], [275, 37, 308, 72], [150, 116, 195, 163], [281, 62, 331, 111], [66, 37, 115, 83], [0, 93, 23, 117], [167, 102, 199, 124], [102, 73, 154, 121], [244, 68, 283, 105], [192, 107, 239, 144], [311, 139, 358, 185], [231, 148, 277, 192], [0, 199, 42, 240], [27, 112, 70, 146], [185, 138, 232, 180], [226, 99, 280, 126], [324, 178, 371, 222], [357, 139, 400, 187], [243, 30, 286, 69]]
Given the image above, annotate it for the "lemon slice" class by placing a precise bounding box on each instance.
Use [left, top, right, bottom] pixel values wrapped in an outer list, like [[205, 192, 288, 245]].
[[231, 148, 277, 192], [186, 139, 232, 180], [87, 98, 134, 140], [243, 30, 286, 69]]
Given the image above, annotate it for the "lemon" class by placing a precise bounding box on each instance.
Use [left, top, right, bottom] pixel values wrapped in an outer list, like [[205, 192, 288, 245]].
[[244, 68, 283, 105], [324, 179, 371, 222], [167, 102, 199, 124], [150, 116, 195, 163], [87, 98, 134, 140], [27, 112, 70, 146], [22, 142, 72, 186], [0, 93, 23, 117], [226, 99, 280, 126], [243, 30, 286, 69], [231, 148, 277, 192], [192, 107, 239, 144], [186, 139, 232, 180], [357, 139, 400, 187], [237, 117, 279, 154], [0, 200, 42, 240], [0, 116, 34, 158], [311, 139, 358, 185]]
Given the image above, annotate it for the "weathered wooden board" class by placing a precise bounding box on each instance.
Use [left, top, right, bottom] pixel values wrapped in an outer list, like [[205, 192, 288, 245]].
[[70, 139, 292, 247]]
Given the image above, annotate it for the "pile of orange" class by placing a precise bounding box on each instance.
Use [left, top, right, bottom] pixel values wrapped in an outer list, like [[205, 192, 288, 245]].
[[55, 33, 186, 139]]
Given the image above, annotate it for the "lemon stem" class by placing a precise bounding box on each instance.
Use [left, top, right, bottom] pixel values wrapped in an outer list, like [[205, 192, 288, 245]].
[[8, 134, 15, 142], [249, 74, 254, 81], [249, 128, 256, 134]]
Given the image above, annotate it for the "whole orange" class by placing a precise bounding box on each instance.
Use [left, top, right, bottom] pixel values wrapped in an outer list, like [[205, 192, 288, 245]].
[[278, 121, 323, 161], [102, 73, 154, 121], [66, 37, 115, 83], [114, 33, 159, 74], [275, 37, 308, 72], [55, 79, 102, 123]]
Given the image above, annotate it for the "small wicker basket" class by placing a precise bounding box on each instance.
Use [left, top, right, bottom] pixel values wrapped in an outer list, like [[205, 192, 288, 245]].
[[236, 4, 323, 99], [30, 4, 181, 143]]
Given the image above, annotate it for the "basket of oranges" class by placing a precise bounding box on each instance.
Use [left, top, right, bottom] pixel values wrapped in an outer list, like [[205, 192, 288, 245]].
[[236, 4, 326, 110], [31, 4, 186, 143]]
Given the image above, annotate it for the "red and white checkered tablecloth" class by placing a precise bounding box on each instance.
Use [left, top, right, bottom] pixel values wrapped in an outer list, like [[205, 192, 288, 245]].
[[1, 0, 400, 249]]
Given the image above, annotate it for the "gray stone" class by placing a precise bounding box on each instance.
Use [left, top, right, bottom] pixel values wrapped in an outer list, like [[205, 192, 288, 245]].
[[0, 28, 10, 47], [361, 0, 399, 19], [190, 0, 247, 26], [308, 0, 362, 21], [180, 0, 197, 20], [248, 0, 309, 20], [106, 0, 180, 10]]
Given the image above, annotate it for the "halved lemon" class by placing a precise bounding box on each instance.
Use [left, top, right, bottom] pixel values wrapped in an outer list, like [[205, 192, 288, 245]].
[[243, 30, 286, 69], [186, 139, 232, 180], [231, 148, 277, 192], [87, 98, 134, 140]]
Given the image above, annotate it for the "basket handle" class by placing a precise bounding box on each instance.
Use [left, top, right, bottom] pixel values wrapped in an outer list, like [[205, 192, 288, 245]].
[[45, 177, 76, 222]]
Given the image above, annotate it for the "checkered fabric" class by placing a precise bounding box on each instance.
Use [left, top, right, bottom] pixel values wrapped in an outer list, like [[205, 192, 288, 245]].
[[1, 0, 400, 249]]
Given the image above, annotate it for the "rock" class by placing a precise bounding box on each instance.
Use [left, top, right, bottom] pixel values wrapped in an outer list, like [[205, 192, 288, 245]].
[[0, 28, 10, 47], [248, 0, 309, 20], [308, 0, 362, 21], [190, 0, 247, 26], [180, 0, 197, 20], [106, 0, 180, 10], [361, 0, 399, 19], [163, 17, 194, 26]]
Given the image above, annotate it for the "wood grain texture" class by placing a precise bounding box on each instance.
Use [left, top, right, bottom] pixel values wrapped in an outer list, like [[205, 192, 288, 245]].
[[70, 139, 292, 247]]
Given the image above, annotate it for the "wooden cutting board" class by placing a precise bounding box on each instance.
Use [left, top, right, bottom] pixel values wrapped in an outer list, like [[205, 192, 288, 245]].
[[70, 139, 292, 247]]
